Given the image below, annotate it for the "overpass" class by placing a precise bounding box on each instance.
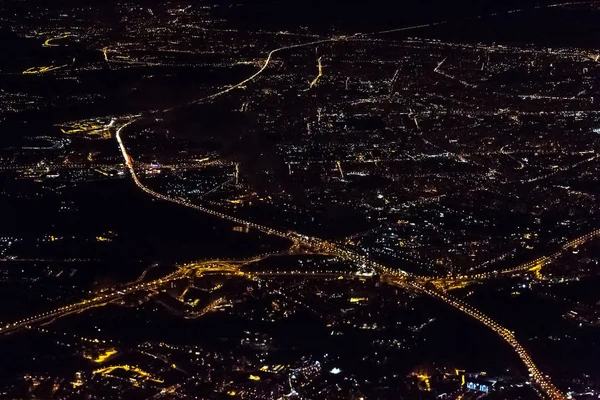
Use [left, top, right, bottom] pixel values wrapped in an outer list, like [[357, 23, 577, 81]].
[[110, 29, 571, 397]]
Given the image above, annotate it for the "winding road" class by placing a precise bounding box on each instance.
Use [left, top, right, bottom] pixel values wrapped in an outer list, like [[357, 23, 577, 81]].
[[10, 5, 598, 398], [110, 16, 579, 399]]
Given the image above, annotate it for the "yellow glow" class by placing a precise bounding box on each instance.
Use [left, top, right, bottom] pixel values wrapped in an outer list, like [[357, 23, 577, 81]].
[[309, 56, 323, 88], [23, 64, 68, 75], [92, 349, 117, 363], [416, 374, 431, 391], [57, 121, 110, 139], [93, 364, 163, 383], [350, 297, 367, 303], [43, 33, 70, 47]]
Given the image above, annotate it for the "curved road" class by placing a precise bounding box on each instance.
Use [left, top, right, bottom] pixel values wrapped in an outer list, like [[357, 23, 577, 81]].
[[8, 6, 589, 398], [113, 24, 570, 399]]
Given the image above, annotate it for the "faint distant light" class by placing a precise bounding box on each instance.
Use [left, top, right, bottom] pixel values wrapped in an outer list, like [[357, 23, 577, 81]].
[[377, 194, 384, 199], [330, 368, 341, 374]]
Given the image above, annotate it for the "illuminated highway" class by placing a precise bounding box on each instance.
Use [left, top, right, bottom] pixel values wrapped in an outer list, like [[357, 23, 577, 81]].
[[116, 120, 568, 400], [309, 56, 323, 88], [0, 258, 355, 336], [22, 64, 68, 75], [0, 260, 247, 336], [436, 228, 600, 289], [116, 119, 402, 279], [42, 33, 70, 47], [0, 251, 569, 399], [0, 274, 183, 336], [110, 22, 574, 398], [397, 278, 567, 400], [10, 7, 587, 397], [0, 240, 570, 400]]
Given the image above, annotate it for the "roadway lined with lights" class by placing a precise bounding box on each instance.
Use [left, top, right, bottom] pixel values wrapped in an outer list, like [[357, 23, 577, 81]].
[[15, 6, 586, 397], [0, 274, 183, 336], [113, 34, 568, 398], [22, 64, 68, 75], [0, 248, 567, 398], [438, 228, 600, 288], [309, 56, 323, 88], [0, 260, 247, 336], [0, 260, 356, 336], [117, 119, 403, 277], [396, 279, 567, 400]]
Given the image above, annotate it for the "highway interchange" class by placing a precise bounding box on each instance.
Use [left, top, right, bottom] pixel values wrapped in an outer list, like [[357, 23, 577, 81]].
[[109, 20, 600, 398], [5, 5, 600, 398]]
